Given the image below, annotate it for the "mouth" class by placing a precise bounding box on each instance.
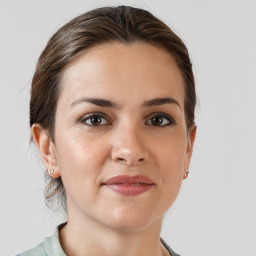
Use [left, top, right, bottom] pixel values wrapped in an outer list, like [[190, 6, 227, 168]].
[[102, 175, 155, 196]]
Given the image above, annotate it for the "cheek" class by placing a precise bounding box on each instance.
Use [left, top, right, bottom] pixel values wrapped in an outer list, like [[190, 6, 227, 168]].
[[153, 131, 187, 199], [154, 131, 187, 174], [56, 129, 107, 168], [157, 142, 186, 204], [54, 131, 110, 195]]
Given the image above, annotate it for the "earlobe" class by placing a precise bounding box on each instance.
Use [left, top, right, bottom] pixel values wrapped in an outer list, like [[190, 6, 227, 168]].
[[31, 124, 61, 178], [48, 167, 60, 178], [183, 169, 189, 179]]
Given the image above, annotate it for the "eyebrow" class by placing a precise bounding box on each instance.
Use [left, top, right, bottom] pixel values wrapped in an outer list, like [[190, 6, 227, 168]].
[[142, 97, 181, 109], [71, 98, 119, 108], [71, 97, 181, 109]]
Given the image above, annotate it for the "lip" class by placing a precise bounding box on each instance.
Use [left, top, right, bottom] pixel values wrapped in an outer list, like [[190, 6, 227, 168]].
[[102, 175, 155, 196]]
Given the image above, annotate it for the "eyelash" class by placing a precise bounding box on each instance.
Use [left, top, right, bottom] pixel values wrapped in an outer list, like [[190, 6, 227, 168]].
[[79, 112, 111, 127], [145, 113, 176, 127], [79, 112, 176, 127]]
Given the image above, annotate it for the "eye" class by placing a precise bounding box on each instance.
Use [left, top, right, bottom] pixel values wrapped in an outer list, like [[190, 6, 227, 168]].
[[146, 113, 175, 127], [80, 113, 110, 127]]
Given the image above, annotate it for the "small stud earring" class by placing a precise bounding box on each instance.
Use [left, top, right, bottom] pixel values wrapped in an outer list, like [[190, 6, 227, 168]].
[[50, 168, 55, 175], [184, 169, 189, 179]]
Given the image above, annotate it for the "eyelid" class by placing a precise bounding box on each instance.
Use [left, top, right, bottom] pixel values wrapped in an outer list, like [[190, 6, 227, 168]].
[[79, 112, 112, 125], [78, 111, 176, 127], [145, 112, 176, 126]]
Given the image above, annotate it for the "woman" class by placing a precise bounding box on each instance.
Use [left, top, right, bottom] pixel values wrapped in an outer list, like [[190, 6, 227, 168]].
[[18, 5, 196, 256]]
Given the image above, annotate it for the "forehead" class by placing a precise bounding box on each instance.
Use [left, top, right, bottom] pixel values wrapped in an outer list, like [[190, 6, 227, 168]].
[[59, 41, 185, 108]]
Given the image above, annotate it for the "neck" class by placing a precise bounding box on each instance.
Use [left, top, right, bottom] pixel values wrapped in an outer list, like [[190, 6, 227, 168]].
[[59, 212, 168, 256]]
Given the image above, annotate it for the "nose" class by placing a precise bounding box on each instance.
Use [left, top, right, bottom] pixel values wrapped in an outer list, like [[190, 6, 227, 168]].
[[111, 125, 149, 166]]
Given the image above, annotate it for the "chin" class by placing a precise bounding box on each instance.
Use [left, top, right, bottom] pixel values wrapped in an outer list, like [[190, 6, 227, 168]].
[[102, 207, 161, 231]]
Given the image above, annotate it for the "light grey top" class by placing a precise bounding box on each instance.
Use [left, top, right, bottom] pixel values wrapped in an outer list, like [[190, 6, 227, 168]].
[[16, 223, 180, 256], [16, 223, 66, 256]]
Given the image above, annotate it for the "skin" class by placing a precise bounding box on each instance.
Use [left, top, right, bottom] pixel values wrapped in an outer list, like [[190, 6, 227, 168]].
[[32, 41, 196, 256]]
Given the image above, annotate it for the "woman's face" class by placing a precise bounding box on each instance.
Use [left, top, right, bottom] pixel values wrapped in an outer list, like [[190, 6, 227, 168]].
[[50, 41, 196, 230]]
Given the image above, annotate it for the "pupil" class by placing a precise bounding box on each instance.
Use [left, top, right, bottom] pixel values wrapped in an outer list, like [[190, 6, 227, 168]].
[[91, 116, 101, 125], [152, 116, 162, 125]]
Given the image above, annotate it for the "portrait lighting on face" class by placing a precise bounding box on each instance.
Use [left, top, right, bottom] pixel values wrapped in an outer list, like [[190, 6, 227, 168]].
[[18, 5, 197, 256]]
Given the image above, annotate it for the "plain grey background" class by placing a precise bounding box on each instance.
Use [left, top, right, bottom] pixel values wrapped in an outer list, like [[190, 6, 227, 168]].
[[1, 0, 255, 255]]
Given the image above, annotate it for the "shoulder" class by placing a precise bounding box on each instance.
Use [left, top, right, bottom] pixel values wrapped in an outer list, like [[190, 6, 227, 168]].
[[16, 223, 66, 256], [16, 241, 46, 256]]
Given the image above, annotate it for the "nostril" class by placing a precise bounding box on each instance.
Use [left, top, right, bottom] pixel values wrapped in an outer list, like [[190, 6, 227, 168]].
[[115, 157, 144, 165]]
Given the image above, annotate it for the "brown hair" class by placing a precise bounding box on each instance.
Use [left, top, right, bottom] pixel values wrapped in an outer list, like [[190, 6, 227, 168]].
[[30, 5, 196, 212]]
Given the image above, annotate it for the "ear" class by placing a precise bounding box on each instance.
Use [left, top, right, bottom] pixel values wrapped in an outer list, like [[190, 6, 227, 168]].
[[31, 124, 60, 178], [185, 124, 197, 171]]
